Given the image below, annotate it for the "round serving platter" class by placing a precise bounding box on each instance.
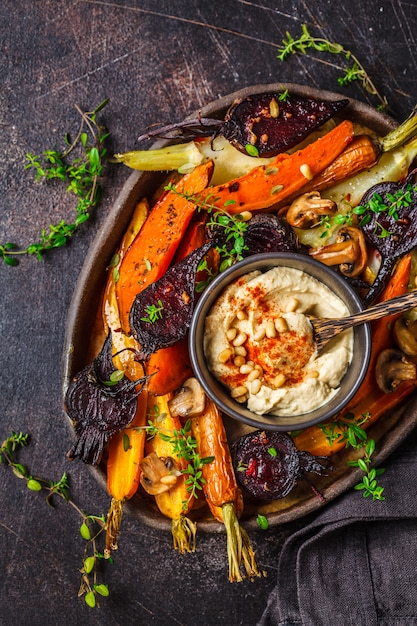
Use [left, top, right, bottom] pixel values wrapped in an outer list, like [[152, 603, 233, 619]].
[[62, 83, 417, 533]]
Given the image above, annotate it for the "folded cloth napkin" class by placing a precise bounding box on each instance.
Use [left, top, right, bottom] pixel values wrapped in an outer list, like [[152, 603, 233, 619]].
[[258, 425, 417, 626]]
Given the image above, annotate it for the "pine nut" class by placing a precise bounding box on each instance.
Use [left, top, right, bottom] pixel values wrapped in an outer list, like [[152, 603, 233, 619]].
[[269, 97, 280, 118], [239, 210, 253, 222], [240, 363, 254, 375], [231, 385, 248, 398], [234, 345, 247, 357], [266, 320, 277, 338], [160, 475, 178, 486], [275, 317, 288, 333], [235, 393, 249, 404], [285, 297, 299, 312], [234, 355, 246, 367], [218, 348, 234, 363], [233, 332, 247, 347], [236, 310, 248, 320], [300, 163, 314, 180], [251, 379, 262, 395], [308, 370, 320, 378], [254, 364, 263, 376], [247, 368, 261, 382], [253, 327, 266, 342], [273, 374, 286, 388], [226, 328, 238, 341], [247, 360, 255, 368]]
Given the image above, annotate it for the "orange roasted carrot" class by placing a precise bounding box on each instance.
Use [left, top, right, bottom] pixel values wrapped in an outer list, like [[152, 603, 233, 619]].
[[147, 338, 193, 396], [293, 253, 415, 456], [276, 135, 379, 211], [192, 397, 264, 582], [116, 160, 214, 332], [103, 198, 150, 555], [199, 120, 353, 214], [144, 394, 197, 553], [105, 390, 148, 555], [145, 212, 210, 396]]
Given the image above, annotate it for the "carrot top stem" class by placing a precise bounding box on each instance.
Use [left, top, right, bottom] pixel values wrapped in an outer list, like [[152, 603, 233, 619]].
[[172, 515, 197, 554], [222, 503, 265, 582]]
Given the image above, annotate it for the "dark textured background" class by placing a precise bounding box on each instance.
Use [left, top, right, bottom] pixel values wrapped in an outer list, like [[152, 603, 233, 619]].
[[0, 2, 416, 625]]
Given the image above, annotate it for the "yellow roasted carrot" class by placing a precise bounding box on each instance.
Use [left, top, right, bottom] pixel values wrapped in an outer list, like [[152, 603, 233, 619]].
[[192, 398, 264, 582], [103, 198, 150, 556], [144, 394, 197, 553]]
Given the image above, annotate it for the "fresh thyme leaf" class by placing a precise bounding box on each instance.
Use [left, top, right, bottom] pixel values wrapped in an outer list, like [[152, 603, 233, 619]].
[[0, 99, 110, 265], [0, 429, 111, 607], [147, 412, 213, 511], [164, 181, 249, 273], [319, 411, 385, 500], [277, 24, 387, 109], [140, 299, 164, 323]]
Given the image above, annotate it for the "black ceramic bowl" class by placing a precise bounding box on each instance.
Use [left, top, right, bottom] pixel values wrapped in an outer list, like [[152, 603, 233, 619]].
[[189, 252, 372, 431]]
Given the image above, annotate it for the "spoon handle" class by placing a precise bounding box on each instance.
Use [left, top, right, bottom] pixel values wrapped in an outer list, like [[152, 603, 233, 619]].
[[313, 289, 417, 349]]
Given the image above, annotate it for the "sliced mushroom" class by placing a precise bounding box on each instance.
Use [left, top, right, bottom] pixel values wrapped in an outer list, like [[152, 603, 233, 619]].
[[168, 377, 206, 418], [309, 226, 368, 277], [139, 452, 181, 495], [393, 316, 417, 357], [375, 348, 417, 393], [286, 191, 337, 229]]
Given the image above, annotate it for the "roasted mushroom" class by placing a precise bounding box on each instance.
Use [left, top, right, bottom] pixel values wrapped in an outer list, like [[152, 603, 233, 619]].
[[375, 348, 417, 393], [139, 452, 181, 495], [309, 226, 368, 277], [393, 316, 417, 357], [286, 191, 337, 229], [168, 377, 206, 418]]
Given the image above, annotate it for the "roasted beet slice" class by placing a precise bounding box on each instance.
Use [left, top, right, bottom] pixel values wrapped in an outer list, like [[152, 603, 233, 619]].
[[130, 241, 213, 359], [359, 168, 417, 304], [66, 332, 145, 465], [136, 91, 348, 158], [221, 93, 349, 157], [232, 430, 331, 501], [242, 213, 299, 256]]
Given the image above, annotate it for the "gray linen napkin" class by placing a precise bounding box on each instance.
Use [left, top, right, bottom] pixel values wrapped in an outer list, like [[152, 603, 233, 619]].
[[257, 426, 417, 626]]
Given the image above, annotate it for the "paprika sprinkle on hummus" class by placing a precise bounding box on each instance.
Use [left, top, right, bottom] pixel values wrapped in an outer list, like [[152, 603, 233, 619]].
[[203, 266, 353, 417]]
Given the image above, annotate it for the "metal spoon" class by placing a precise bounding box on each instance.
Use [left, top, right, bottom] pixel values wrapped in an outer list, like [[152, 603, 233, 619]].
[[310, 289, 417, 352]]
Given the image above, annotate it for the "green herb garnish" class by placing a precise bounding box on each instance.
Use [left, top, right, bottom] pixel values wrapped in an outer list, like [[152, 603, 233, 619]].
[[319, 411, 385, 500], [0, 99, 109, 266], [277, 24, 387, 109]]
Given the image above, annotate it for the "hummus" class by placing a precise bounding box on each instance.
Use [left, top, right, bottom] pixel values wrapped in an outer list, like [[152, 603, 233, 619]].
[[204, 266, 353, 417]]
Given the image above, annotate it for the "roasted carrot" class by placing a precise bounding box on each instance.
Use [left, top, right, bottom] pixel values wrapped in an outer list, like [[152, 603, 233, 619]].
[[146, 212, 210, 396], [199, 120, 353, 214], [192, 397, 264, 582], [277, 135, 379, 211], [145, 394, 197, 553], [293, 253, 416, 456], [103, 198, 150, 556], [116, 160, 214, 332], [105, 390, 148, 556]]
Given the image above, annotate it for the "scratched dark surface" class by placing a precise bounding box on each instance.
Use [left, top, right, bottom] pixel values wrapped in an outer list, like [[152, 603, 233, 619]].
[[0, 1, 416, 625]]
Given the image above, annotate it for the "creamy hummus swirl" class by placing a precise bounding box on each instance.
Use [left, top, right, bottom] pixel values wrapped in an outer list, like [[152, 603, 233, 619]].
[[204, 266, 353, 417]]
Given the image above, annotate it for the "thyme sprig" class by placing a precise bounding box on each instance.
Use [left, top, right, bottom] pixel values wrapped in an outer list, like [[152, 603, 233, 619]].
[[320, 181, 417, 238], [0, 430, 111, 607], [0, 99, 110, 266], [277, 24, 387, 110], [140, 299, 164, 323], [319, 411, 385, 500], [164, 182, 249, 276], [147, 412, 214, 511]]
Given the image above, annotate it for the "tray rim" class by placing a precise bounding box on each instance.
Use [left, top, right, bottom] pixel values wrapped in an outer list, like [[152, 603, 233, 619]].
[[62, 82, 416, 533]]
